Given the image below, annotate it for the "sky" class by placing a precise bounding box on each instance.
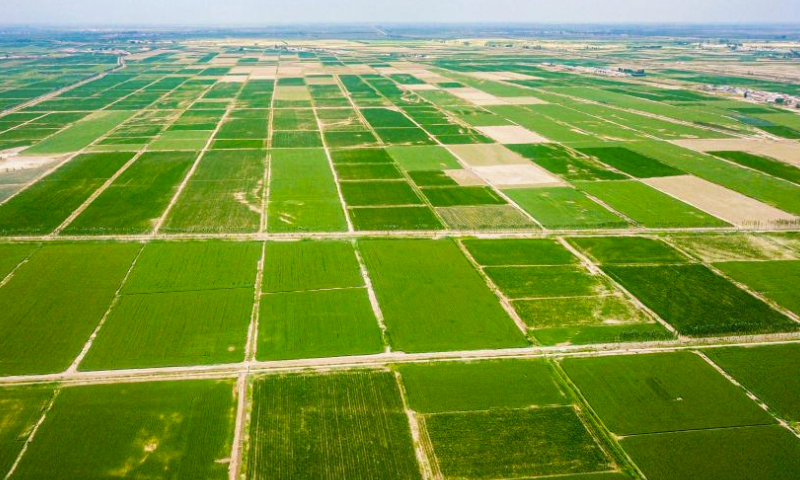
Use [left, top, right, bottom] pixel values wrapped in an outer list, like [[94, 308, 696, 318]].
[[4, 0, 800, 26]]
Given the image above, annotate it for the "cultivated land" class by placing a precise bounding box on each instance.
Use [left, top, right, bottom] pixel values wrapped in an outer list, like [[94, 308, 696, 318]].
[[1, 29, 800, 480]]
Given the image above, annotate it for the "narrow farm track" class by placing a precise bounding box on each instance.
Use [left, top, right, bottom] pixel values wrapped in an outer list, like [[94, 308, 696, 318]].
[[1, 223, 798, 244], [1, 332, 799, 388]]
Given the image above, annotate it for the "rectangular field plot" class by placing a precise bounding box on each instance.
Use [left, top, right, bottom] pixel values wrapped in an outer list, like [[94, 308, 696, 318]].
[[668, 233, 800, 262], [257, 240, 383, 359], [0, 385, 55, 477], [709, 150, 800, 185], [620, 425, 800, 480], [63, 151, 196, 235], [23, 110, 135, 155], [161, 149, 266, 233], [0, 243, 139, 375], [0, 152, 133, 235], [12, 380, 236, 480], [387, 145, 462, 171], [334, 163, 403, 180], [436, 205, 536, 230], [421, 407, 614, 480], [578, 147, 684, 178], [267, 148, 347, 233], [706, 344, 800, 422], [643, 174, 798, 228], [463, 238, 577, 266], [359, 239, 527, 352], [567, 236, 689, 265], [81, 241, 260, 369], [340, 180, 423, 206], [561, 352, 774, 435], [350, 206, 443, 231], [507, 144, 624, 182], [575, 180, 729, 228], [485, 265, 610, 299], [258, 288, 384, 360], [398, 359, 567, 413], [465, 238, 662, 345], [124, 241, 261, 294], [504, 187, 628, 229], [262, 240, 363, 293], [81, 288, 253, 369], [422, 186, 505, 207], [604, 264, 797, 336], [246, 371, 422, 480], [714, 260, 800, 316]]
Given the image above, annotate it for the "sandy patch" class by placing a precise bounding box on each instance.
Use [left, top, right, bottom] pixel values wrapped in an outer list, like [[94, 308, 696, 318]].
[[405, 69, 452, 84], [670, 234, 800, 262], [468, 71, 542, 81], [277, 66, 303, 76], [447, 144, 529, 167], [1, 155, 56, 172], [333, 65, 376, 75], [208, 57, 238, 66], [447, 87, 504, 106], [220, 75, 248, 83], [447, 87, 545, 106], [473, 164, 565, 188], [644, 175, 798, 227], [274, 86, 311, 101], [376, 67, 401, 74], [305, 76, 337, 85], [249, 67, 277, 80], [0, 147, 27, 159], [499, 96, 548, 105], [126, 49, 167, 61], [400, 84, 439, 91], [229, 67, 254, 75], [444, 169, 486, 186], [476, 125, 549, 144], [671, 139, 800, 166]]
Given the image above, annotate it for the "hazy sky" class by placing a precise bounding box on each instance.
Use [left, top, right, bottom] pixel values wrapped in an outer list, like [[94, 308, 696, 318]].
[[4, 0, 800, 26]]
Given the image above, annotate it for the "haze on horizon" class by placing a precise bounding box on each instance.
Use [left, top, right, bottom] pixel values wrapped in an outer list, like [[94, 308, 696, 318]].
[[3, 0, 800, 27]]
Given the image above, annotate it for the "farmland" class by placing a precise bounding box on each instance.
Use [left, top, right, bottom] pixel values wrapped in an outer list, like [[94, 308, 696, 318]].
[[1, 25, 800, 480]]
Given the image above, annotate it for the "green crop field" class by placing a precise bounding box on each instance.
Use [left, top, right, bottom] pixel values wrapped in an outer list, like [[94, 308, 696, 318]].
[[0, 152, 134, 234], [3, 25, 800, 479], [397, 359, 567, 412], [0, 243, 139, 375], [423, 407, 614, 479], [359, 239, 527, 352], [11, 380, 236, 480], [247, 371, 421, 480], [706, 344, 800, 422], [604, 264, 797, 336], [621, 425, 800, 480], [561, 352, 774, 435], [266, 149, 347, 232], [575, 180, 729, 228], [23, 110, 135, 155], [63, 151, 197, 234], [161, 149, 266, 233], [504, 187, 628, 229], [259, 288, 384, 359], [567, 236, 689, 264], [714, 260, 800, 315], [262, 240, 363, 293]]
